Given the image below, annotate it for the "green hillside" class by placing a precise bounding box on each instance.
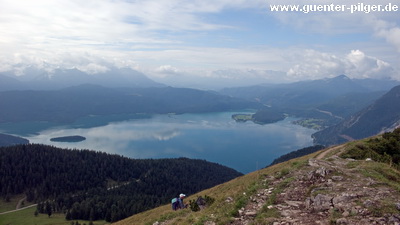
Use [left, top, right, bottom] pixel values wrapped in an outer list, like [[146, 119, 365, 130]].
[[0, 144, 242, 223]]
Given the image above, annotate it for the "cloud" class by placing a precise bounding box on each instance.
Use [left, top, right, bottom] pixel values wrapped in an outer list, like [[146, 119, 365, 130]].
[[76, 63, 110, 74], [0, 0, 398, 85], [371, 18, 400, 52], [266, 0, 400, 51], [345, 50, 394, 79], [155, 65, 180, 75], [287, 49, 395, 80]]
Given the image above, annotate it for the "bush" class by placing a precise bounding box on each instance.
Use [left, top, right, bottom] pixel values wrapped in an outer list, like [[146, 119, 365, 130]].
[[189, 195, 215, 212]]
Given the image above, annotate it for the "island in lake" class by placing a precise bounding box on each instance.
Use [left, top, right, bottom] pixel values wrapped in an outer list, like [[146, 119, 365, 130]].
[[232, 110, 286, 124], [50, 135, 86, 143]]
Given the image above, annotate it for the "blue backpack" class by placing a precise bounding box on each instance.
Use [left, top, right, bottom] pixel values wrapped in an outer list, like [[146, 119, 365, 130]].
[[171, 198, 179, 210]]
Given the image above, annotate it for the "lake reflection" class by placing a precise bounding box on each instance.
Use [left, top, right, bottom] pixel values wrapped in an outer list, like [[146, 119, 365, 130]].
[[25, 112, 315, 173]]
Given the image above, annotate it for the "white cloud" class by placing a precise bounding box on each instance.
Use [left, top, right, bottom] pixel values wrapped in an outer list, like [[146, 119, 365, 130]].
[[287, 49, 396, 80], [0, 0, 398, 85], [76, 63, 110, 74], [345, 50, 394, 79], [155, 65, 180, 75]]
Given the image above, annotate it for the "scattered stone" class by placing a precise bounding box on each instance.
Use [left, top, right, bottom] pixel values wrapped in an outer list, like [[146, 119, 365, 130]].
[[396, 202, 400, 211], [342, 211, 350, 217], [308, 159, 319, 167], [311, 194, 333, 212], [363, 199, 374, 208], [315, 167, 329, 177], [245, 211, 257, 217], [227, 149, 400, 225], [225, 196, 234, 203], [336, 218, 348, 224], [332, 176, 343, 181], [285, 200, 303, 208]]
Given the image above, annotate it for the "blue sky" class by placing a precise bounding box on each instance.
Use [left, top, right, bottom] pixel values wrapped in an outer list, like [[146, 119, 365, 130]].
[[0, 0, 399, 88]]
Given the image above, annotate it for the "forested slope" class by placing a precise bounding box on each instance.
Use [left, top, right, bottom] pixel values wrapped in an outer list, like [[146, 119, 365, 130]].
[[0, 144, 242, 222]]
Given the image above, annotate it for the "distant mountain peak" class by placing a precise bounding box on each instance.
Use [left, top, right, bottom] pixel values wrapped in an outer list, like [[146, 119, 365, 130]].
[[334, 74, 350, 80]]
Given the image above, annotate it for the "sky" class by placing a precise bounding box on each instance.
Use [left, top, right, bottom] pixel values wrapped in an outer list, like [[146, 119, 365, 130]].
[[0, 0, 399, 88]]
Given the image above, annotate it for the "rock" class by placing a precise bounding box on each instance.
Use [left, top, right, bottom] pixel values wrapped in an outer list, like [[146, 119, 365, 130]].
[[336, 218, 348, 224], [225, 197, 234, 203], [388, 215, 400, 224], [332, 176, 343, 181], [285, 200, 303, 208], [312, 194, 333, 211], [315, 167, 329, 177], [281, 209, 301, 217], [363, 199, 374, 208], [308, 159, 320, 167], [396, 202, 400, 211], [305, 197, 312, 208], [332, 194, 357, 210], [245, 211, 257, 217]]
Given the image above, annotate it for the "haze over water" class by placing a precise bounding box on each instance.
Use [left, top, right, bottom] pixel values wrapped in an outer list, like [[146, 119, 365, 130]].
[[22, 112, 314, 173]]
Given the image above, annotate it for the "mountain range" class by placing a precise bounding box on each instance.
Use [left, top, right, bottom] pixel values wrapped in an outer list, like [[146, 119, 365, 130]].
[[1, 71, 400, 148], [0, 84, 259, 124], [0, 67, 163, 91], [1, 69, 400, 224], [313, 84, 400, 146]]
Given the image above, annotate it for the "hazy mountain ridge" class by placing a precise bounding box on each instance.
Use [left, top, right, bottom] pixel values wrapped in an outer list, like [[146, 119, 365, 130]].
[[313, 85, 400, 146], [0, 67, 164, 91], [0, 84, 260, 124], [221, 75, 400, 125]]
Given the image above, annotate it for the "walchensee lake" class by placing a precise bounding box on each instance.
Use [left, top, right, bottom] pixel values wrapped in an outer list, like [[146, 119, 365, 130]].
[[4, 112, 315, 173]]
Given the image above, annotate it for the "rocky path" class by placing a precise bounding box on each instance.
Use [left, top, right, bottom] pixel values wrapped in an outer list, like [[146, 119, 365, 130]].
[[231, 150, 400, 225]]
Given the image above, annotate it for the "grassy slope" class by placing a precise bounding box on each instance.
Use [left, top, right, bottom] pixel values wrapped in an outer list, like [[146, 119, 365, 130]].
[[113, 141, 400, 225], [113, 151, 322, 225]]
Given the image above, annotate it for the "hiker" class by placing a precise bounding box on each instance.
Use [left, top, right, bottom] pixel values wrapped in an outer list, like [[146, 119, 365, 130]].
[[171, 193, 187, 210]]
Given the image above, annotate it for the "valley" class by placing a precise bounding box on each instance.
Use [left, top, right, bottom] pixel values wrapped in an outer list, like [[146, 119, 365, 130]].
[[1, 73, 399, 225]]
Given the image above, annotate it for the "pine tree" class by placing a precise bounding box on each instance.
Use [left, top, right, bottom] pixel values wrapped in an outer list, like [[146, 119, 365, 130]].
[[45, 201, 52, 217]]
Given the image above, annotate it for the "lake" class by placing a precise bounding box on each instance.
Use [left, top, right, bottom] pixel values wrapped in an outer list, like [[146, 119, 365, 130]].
[[5, 112, 315, 173]]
